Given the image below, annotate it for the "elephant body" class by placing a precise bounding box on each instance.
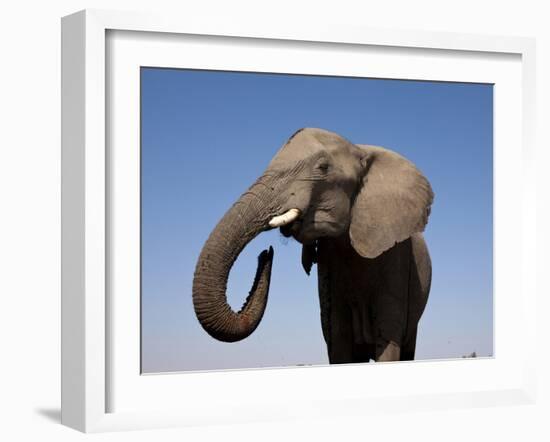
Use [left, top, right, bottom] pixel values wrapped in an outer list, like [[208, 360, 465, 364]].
[[314, 232, 431, 363], [192, 128, 434, 364]]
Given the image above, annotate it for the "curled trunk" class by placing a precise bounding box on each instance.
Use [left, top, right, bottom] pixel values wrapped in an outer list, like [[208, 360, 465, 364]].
[[192, 180, 278, 342]]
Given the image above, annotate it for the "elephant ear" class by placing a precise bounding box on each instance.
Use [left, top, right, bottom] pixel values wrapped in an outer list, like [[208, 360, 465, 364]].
[[349, 145, 434, 259]]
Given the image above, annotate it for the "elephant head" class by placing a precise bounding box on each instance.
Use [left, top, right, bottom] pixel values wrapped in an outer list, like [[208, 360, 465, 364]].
[[192, 128, 433, 342]]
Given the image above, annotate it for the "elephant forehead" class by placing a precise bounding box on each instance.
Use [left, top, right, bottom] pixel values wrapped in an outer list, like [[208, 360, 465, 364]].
[[268, 128, 358, 169], [269, 135, 323, 167]]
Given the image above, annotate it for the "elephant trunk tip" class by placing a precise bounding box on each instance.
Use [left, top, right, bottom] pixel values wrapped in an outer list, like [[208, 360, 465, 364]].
[[239, 246, 274, 314]]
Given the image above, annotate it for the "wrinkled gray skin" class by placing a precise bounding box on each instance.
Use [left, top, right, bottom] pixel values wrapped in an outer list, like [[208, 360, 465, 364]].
[[193, 128, 433, 363]]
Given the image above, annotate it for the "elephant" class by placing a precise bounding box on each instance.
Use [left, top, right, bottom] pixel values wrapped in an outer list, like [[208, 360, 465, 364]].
[[192, 128, 434, 364]]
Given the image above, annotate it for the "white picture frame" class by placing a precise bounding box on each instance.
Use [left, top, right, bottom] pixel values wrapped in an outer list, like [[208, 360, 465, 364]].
[[61, 9, 537, 433]]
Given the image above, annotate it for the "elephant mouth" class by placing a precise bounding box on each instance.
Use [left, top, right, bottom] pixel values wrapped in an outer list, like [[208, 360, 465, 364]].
[[268, 208, 304, 240], [268, 207, 301, 238], [280, 218, 303, 239], [279, 215, 316, 245], [280, 214, 342, 245]]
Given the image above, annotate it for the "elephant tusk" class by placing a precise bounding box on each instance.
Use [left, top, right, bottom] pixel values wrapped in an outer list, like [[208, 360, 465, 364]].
[[268, 208, 301, 228]]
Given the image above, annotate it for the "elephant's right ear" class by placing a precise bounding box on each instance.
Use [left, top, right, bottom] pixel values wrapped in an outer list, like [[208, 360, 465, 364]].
[[349, 145, 434, 259]]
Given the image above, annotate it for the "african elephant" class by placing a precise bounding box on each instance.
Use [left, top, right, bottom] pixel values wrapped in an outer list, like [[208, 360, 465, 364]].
[[193, 128, 434, 364]]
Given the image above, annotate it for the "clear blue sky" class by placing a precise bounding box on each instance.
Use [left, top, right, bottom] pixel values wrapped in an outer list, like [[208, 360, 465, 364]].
[[140, 67, 493, 373]]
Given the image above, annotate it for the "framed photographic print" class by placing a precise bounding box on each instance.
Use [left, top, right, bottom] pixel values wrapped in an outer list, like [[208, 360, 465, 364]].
[[61, 9, 537, 432]]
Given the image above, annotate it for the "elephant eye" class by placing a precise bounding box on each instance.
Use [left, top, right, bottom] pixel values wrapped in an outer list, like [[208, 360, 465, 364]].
[[317, 162, 329, 172]]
